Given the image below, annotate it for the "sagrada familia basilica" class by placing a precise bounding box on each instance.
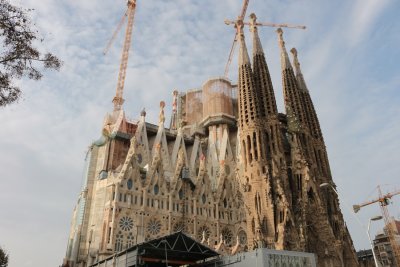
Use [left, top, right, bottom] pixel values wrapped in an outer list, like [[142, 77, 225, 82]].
[[63, 11, 359, 267]]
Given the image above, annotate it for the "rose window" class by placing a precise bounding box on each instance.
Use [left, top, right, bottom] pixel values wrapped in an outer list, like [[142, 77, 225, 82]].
[[119, 216, 134, 231], [197, 225, 211, 240], [147, 218, 162, 236], [173, 221, 186, 232], [238, 229, 247, 245], [221, 227, 233, 246]]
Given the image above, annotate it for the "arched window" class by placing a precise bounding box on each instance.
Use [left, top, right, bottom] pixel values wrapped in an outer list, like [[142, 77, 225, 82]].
[[242, 140, 247, 166], [154, 184, 159, 195], [247, 135, 252, 163], [178, 189, 184, 200], [126, 232, 134, 248], [115, 231, 124, 252], [253, 132, 258, 160], [127, 179, 133, 190]]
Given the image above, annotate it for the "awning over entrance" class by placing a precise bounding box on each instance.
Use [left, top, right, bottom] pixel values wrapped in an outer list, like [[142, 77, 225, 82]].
[[91, 231, 219, 267]]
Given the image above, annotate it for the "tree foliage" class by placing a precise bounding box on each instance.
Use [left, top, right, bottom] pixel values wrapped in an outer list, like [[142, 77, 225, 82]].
[[0, 246, 8, 267], [0, 0, 61, 107]]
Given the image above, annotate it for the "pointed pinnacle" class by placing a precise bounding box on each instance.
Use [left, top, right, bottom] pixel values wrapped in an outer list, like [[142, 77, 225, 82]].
[[250, 13, 264, 56], [276, 28, 291, 70], [238, 20, 251, 66], [290, 47, 308, 92], [290, 48, 301, 76], [249, 13, 257, 32]]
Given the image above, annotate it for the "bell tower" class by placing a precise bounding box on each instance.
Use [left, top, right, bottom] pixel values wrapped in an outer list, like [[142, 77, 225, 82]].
[[236, 19, 276, 249]]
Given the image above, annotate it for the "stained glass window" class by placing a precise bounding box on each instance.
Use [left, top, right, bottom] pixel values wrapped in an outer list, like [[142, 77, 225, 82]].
[[147, 218, 162, 236], [221, 227, 233, 246], [154, 184, 159, 195], [127, 179, 133, 190], [119, 216, 134, 231], [202, 194, 206, 204]]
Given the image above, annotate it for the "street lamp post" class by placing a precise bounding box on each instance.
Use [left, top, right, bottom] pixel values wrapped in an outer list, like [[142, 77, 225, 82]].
[[367, 215, 383, 267]]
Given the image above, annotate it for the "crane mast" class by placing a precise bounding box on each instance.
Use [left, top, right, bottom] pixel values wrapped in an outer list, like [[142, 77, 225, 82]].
[[112, 0, 136, 111], [354, 186, 400, 266]]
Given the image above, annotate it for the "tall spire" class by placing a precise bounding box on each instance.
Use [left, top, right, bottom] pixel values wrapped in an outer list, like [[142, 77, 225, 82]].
[[237, 18, 276, 249], [276, 28, 292, 71], [250, 13, 278, 118], [249, 13, 264, 56], [276, 28, 305, 130], [290, 48, 323, 140], [289, 47, 329, 179], [237, 19, 259, 128], [237, 20, 251, 66], [290, 48, 308, 92]]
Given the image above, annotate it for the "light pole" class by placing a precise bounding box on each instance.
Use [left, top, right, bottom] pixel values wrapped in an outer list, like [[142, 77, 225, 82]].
[[367, 215, 383, 267]]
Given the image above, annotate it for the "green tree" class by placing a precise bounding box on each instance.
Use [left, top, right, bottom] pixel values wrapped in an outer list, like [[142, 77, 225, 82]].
[[0, 246, 8, 267], [0, 0, 61, 107]]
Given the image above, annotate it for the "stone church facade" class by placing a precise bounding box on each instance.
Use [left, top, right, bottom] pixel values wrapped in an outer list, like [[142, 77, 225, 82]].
[[63, 18, 359, 267]]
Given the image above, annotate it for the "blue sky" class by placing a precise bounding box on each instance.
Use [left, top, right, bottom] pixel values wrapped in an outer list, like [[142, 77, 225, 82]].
[[1, 0, 399, 266]]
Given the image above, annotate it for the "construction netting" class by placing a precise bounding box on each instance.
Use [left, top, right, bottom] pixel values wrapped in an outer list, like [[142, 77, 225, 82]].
[[202, 77, 234, 118], [185, 89, 203, 125], [181, 77, 237, 126]]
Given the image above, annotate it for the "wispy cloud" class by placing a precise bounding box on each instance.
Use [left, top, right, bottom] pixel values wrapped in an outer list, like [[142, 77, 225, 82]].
[[347, 0, 392, 46]]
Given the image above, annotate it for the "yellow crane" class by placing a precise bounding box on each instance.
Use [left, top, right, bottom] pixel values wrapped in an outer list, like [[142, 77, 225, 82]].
[[353, 186, 400, 266], [223, 4, 306, 77], [104, 0, 137, 112]]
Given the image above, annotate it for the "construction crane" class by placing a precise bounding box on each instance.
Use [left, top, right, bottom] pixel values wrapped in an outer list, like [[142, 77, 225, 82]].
[[353, 186, 400, 266], [223, 9, 306, 77], [223, 0, 249, 78], [104, 0, 137, 112]]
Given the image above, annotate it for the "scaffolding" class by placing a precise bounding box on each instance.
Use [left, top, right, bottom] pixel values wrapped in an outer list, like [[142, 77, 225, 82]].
[[185, 89, 203, 125], [202, 77, 234, 118], [180, 77, 237, 127]]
